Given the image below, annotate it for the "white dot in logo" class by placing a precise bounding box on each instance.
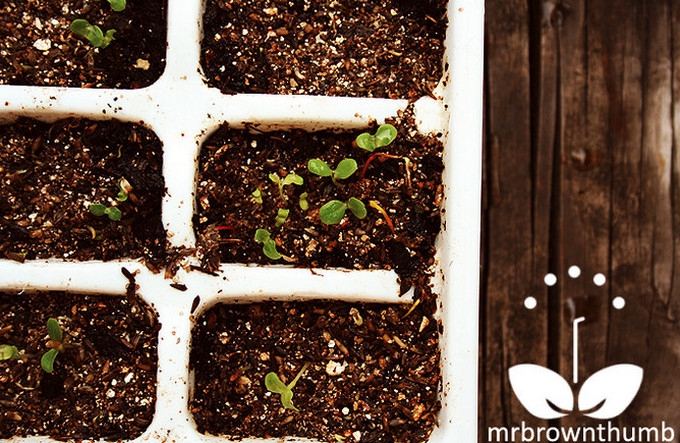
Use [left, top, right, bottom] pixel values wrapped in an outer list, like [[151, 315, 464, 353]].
[[524, 297, 537, 310], [544, 273, 557, 286], [593, 273, 607, 286], [613, 296, 625, 309], [568, 265, 581, 278]]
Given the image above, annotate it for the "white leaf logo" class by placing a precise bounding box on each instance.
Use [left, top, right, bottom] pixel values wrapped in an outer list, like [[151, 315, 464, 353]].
[[578, 364, 643, 419], [509, 364, 573, 419], [509, 363, 643, 419]]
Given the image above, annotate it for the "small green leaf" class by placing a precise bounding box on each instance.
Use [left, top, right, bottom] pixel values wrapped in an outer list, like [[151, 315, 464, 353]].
[[355, 124, 397, 152], [299, 192, 309, 211], [334, 158, 358, 180], [70, 19, 102, 45], [89, 203, 107, 216], [105, 206, 122, 221], [101, 29, 116, 48], [262, 240, 283, 260], [107, 0, 126, 11], [319, 200, 347, 225], [265, 372, 288, 394], [254, 228, 272, 243], [269, 173, 281, 184], [0, 345, 18, 360], [307, 159, 333, 177], [374, 124, 398, 148], [46, 318, 62, 341], [355, 132, 376, 152], [283, 174, 304, 186], [347, 197, 367, 219], [41, 348, 59, 373], [275, 208, 290, 227]]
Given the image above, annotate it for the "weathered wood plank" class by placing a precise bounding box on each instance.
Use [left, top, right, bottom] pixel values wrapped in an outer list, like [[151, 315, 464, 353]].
[[482, 0, 548, 431], [482, 0, 680, 435]]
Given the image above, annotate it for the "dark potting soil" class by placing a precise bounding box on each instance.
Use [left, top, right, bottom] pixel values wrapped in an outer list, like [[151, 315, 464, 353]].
[[201, 0, 448, 98], [0, 118, 167, 266], [0, 0, 166, 88], [0, 288, 159, 440], [190, 300, 441, 442]]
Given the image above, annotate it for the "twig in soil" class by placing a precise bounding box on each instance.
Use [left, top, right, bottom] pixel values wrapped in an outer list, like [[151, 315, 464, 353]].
[[368, 200, 395, 234], [359, 152, 413, 188]]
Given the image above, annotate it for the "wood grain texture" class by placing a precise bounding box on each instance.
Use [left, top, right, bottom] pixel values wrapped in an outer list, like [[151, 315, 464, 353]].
[[483, 0, 680, 436]]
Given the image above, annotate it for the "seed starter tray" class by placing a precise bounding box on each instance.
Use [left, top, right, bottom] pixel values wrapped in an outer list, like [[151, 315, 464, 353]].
[[0, 0, 484, 441]]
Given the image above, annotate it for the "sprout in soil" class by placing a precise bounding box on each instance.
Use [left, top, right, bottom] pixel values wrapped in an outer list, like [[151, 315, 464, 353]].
[[89, 203, 122, 221], [265, 362, 310, 411], [319, 198, 367, 225], [269, 172, 303, 201], [355, 124, 398, 152], [299, 192, 309, 211], [106, 0, 126, 11], [115, 177, 134, 202], [251, 187, 264, 204], [307, 158, 358, 185], [254, 228, 282, 260], [275, 208, 290, 227], [41, 318, 65, 374], [70, 19, 116, 49]]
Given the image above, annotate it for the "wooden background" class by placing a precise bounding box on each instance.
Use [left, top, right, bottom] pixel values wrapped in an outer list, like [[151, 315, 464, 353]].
[[482, 0, 680, 438]]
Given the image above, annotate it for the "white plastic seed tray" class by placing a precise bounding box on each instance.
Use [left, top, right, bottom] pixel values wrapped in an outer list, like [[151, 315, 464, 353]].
[[0, 0, 484, 441]]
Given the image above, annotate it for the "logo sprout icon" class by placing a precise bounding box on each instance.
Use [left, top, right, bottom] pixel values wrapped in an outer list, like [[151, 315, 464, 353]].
[[509, 267, 643, 420]]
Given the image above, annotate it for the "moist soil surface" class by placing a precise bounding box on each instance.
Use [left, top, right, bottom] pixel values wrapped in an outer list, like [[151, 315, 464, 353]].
[[194, 110, 444, 295], [201, 0, 448, 98], [0, 0, 166, 88], [0, 118, 167, 266], [0, 288, 159, 440], [190, 299, 440, 442]]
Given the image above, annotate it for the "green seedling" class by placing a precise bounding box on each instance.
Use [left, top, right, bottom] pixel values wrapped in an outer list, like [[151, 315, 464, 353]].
[[275, 208, 290, 227], [319, 198, 367, 225], [70, 19, 116, 48], [254, 229, 282, 260], [355, 124, 398, 152], [106, 0, 127, 11], [41, 318, 65, 373], [251, 188, 264, 204], [115, 177, 133, 202], [269, 173, 303, 201], [90, 203, 122, 221], [299, 192, 309, 211], [307, 158, 358, 185], [0, 344, 19, 361], [265, 362, 310, 411]]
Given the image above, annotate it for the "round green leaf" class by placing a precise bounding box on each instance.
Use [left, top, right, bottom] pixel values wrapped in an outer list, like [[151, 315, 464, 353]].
[[347, 197, 367, 219], [355, 132, 376, 152], [105, 206, 122, 221], [254, 228, 272, 243], [265, 372, 288, 394], [41, 348, 59, 373], [89, 203, 107, 216], [0, 345, 18, 360], [70, 19, 105, 47], [46, 318, 62, 341], [307, 159, 333, 177], [319, 200, 347, 225], [374, 124, 398, 147], [108, 0, 126, 11], [334, 159, 358, 180], [262, 240, 283, 260]]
